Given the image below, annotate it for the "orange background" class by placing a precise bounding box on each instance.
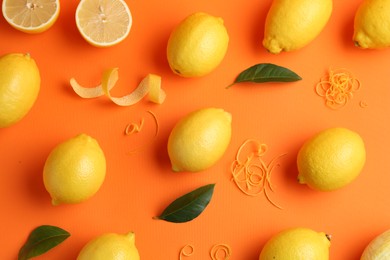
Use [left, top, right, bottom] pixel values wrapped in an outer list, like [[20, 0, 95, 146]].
[[1, 0, 390, 259]]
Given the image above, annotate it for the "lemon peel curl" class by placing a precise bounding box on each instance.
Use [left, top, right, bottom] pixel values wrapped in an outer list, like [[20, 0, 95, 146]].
[[70, 68, 166, 105]]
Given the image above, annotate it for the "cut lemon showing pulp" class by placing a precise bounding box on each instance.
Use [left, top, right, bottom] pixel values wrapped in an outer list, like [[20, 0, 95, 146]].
[[2, 0, 60, 33], [75, 0, 132, 47]]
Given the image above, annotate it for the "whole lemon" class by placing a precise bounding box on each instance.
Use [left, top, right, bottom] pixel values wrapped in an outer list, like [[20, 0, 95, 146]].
[[77, 232, 140, 260], [0, 53, 40, 128], [43, 134, 106, 205], [167, 108, 232, 172], [297, 127, 366, 191], [361, 229, 390, 260], [167, 12, 229, 77], [353, 0, 390, 49], [263, 0, 332, 54], [259, 227, 331, 260]]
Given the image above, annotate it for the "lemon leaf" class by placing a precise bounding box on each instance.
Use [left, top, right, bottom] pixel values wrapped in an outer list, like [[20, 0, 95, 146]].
[[227, 63, 301, 88], [18, 225, 70, 260], [154, 184, 215, 223]]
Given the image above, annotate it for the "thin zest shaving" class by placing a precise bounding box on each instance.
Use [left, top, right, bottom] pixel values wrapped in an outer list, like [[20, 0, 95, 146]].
[[230, 139, 285, 209], [315, 68, 360, 110], [126, 110, 159, 154], [125, 118, 144, 135], [70, 68, 166, 105], [210, 244, 232, 260], [179, 244, 194, 260], [179, 244, 232, 260]]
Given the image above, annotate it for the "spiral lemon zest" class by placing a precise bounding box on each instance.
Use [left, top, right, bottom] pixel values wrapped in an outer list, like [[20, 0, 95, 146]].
[[230, 139, 285, 209], [70, 68, 166, 105], [315, 68, 361, 110]]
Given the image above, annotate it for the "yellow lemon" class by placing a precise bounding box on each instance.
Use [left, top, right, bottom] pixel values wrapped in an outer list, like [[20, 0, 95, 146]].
[[2, 0, 60, 33], [167, 12, 229, 77], [259, 227, 331, 260], [263, 0, 332, 54], [43, 134, 106, 205], [77, 232, 140, 260], [168, 108, 232, 172], [0, 53, 40, 128], [297, 127, 366, 191], [353, 0, 390, 49], [361, 229, 390, 260]]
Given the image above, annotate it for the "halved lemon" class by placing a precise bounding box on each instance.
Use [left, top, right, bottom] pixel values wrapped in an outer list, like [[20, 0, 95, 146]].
[[75, 0, 132, 47], [2, 0, 60, 33]]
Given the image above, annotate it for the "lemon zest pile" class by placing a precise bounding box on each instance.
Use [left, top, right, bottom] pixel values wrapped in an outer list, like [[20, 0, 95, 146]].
[[230, 139, 285, 209], [210, 244, 232, 260], [70, 68, 166, 105], [179, 244, 194, 260], [315, 68, 361, 109]]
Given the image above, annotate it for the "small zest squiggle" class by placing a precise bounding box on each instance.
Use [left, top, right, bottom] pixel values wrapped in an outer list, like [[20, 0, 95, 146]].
[[179, 244, 194, 260], [210, 244, 232, 260]]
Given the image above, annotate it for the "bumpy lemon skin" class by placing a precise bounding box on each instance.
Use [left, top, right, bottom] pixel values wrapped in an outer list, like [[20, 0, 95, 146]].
[[0, 53, 40, 128], [77, 232, 140, 260], [263, 0, 333, 54], [361, 229, 390, 260], [297, 128, 366, 191], [167, 12, 229, 77], [259, 227, 331, 260], [353, 0, 390, 49], [43, 134, 106, 205], [167, 108, 232, 172]]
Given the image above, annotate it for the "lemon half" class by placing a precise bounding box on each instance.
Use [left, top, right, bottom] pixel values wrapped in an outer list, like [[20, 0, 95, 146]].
[[2, 0, 60, 33], [75, 0, 132, 47]]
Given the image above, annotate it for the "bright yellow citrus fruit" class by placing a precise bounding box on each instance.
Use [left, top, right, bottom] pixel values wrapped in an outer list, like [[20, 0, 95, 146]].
[[263, 0, 332, 54], [167, 12, 229, 77], [2, 0, 60, 33], [353, 0, 390, 49], [297, 127, 366, 191], [0, 53, 40, 128], [75, 0, 132, 47], [77, 232, 140, 260], [259, 227, 331, 260], [168, 108, 232, 172], [361, 229, 390, 260], [43, 134, 106, 205]]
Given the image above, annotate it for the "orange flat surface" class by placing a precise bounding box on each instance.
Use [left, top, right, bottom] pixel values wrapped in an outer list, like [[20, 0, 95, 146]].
[[1, 0, 390, 259]]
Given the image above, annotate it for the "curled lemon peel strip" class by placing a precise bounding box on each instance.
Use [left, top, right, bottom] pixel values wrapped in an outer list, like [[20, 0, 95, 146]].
[[210, 244, 232, 260], [70, 68, 166, 105], [179, 244, 194, 260], [69, 78, 110, 98]]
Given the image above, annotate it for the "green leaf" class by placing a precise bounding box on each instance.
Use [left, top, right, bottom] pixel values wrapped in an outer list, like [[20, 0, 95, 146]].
[[154, 184, 215, 223], [18, 225, 70, 260], [227, 63, 302, 88]]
